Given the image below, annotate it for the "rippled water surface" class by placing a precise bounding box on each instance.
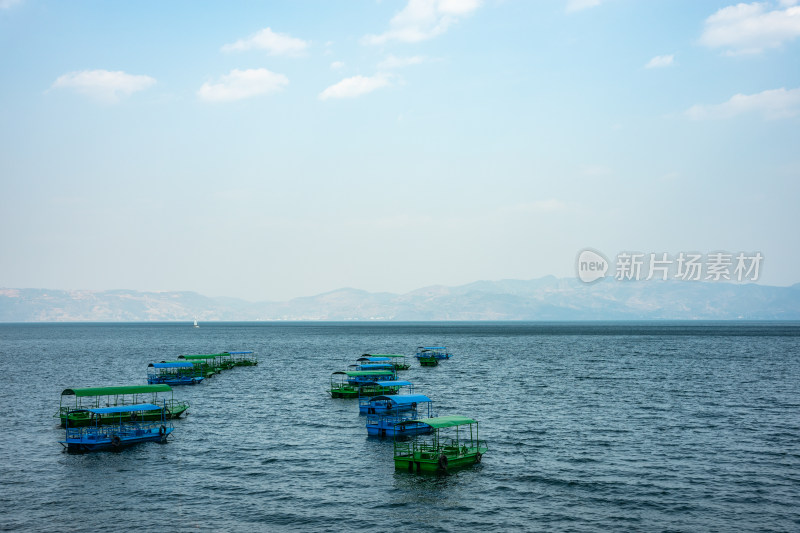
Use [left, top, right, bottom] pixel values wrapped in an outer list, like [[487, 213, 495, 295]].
[[1, 322, 799, 532]]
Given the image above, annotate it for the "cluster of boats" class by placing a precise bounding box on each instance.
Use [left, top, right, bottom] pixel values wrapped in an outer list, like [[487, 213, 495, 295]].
[[57, 350, 257, 453], [329, 346, 488, 474]]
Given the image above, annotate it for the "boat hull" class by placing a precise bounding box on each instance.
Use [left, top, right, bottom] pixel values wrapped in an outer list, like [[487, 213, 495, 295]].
[[62, 427, 174, 453], [367, 422, 431, 438], [394, 448, 485, 473]]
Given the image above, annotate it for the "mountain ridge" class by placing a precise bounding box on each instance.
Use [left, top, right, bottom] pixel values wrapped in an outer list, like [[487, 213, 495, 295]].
[[1, 278, 799, 322]]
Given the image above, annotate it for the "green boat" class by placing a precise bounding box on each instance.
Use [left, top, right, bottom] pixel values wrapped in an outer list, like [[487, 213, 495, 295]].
[[160, 359, 210, 379], [226, 350, 258, 366], [394, 415, 488, 474], [330, 370, 397, 399], [178, 353, 228, 375], [361, 353, 410, 371], [56, 385, 189, 427]]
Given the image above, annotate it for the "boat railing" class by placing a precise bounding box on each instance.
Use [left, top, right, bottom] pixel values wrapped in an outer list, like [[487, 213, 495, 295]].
[[65, 419, 166, 441]]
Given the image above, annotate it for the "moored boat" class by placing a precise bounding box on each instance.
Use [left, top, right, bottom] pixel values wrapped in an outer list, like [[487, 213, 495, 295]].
[[393, 415, 487, 474], [365, 394, 434, 438], [60, 403, 174, 453], [330, 370, 397, 398], [358, 380, 414, 413], [147, 362, 204, 385], [415, 346, 451, 366], [362, 353, 410, 371], [226, 350, 258, 366], [56, 385, 189, 427]]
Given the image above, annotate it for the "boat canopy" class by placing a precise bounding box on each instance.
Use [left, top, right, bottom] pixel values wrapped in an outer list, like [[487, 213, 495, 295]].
[[358, 363, 394, 370], [370, 394, 431, 406], [373, 380, 413, 387], [87, 403, 162, 414], [61, 385, 172, 397], [333, 370, 395, 377], [179, 354, 226, 360], [357, 356, 391, 362], [412, 415, 477, 429], [149, 362, 194, 369], [364, 354, 406, 358]]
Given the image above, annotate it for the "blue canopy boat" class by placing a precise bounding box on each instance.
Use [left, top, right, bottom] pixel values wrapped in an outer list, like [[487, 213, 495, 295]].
[[366, 394, 434, 438], [330, 370, 398, 398], [60, 403, 174, 453], [147, 362, 204, 385], [225, 350, 258, 366], [348, 363, 396, 372], [359, 381, 414, 413], [415, 346, 452, 366]]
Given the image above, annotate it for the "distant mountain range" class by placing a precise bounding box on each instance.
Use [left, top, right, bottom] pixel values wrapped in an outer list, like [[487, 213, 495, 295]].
[[2, 277, 800, 322]]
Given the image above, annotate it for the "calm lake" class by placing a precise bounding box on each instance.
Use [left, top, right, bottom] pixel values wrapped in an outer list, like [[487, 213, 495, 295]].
[[1, 322, 798, 532]]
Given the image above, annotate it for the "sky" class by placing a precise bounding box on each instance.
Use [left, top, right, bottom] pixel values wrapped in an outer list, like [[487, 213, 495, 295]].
[[1, 0, 799, 301]]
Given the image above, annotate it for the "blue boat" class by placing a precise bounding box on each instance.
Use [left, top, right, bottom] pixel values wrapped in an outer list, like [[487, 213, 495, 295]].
[[366, 394, 434, 438], [60, 403, 174, 453], [359, 380, 414, 413], [147, 362, 204, 385], [348, 362, 396, 372], [416, 346, 452, 360]]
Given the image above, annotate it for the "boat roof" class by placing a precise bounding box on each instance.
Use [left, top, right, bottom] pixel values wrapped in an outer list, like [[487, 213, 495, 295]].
[[149, 362, 194, 368], [62, 385, 172, 397], [88, 403, 162, 414], [224, 351, 253, 354], [370, 394, 431, 405], [357, 356, 391, 362], [332, 370, 395, 377], [179, 354, 226, 360], [412, 415, 477, 429], [357, 363, 394, 369], [363, 353, 406, 358], [373, 380, 413, 387]]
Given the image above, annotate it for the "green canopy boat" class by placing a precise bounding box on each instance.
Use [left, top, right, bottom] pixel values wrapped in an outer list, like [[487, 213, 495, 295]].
[[393, 415, 488, 474], [178, 353, 229, 375], [361, 353, 410, 371], [329, 370, 398, 399], [56, 384, 189, 427]]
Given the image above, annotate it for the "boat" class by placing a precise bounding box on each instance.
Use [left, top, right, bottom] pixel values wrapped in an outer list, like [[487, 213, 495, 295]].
[[361, 353, 410, 371], [365, 394, 434, 438], [147, 362, 204, 386], [358, 380, 414, 413], [60, 403, 174, 453], [329, 370, 397, 399], [56, 384, 189, 427], [393, 415, 487, 474], [193, 318, 199, 328], [415, 346, 451, 366], [178, 353, 227, 375], [348, 362, 396, 372], [226, 350, 258, 366]]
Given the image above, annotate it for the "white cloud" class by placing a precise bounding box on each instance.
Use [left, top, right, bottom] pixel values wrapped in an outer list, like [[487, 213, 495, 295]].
[[362, 0, 481, 45], [378, 55, 426, 69], [197, 68, 288, 102], [222, 27, 309, 56], [0, 0, 23, 8], [645, 54, 675, 68], [51, 69, 156, 103], [318, 74, 391, 101], [685, 87, 800, 119], [565, 0, 603, 13], [330, 61, 345, 70], [700, 2, 800, 54]]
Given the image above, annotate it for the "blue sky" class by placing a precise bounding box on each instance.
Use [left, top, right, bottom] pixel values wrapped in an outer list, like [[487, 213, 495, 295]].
[[1, 0, 799, 301]]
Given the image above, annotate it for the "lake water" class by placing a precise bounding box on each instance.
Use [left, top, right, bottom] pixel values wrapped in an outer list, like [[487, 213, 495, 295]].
[[0, 322, 798, 532]]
